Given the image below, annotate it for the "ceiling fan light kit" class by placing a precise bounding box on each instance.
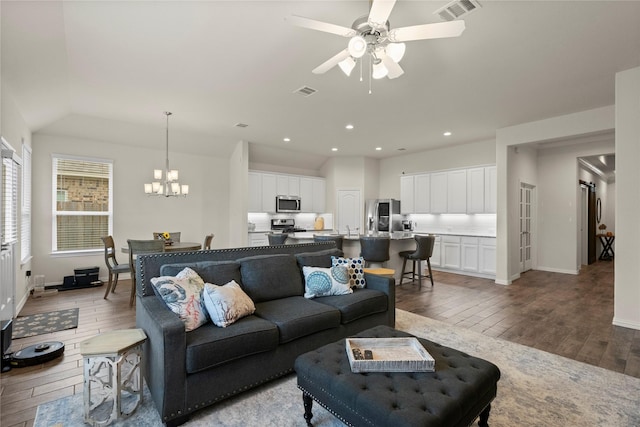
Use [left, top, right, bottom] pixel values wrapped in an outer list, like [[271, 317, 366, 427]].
[[290, 0, 466, 90]]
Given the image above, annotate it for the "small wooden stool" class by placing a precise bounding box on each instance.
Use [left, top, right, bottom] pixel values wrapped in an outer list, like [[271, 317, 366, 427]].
[[80, 328, 147, 426]]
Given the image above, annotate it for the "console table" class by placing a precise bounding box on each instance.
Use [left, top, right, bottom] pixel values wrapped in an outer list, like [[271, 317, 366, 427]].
[[597, 234, 615, 260]]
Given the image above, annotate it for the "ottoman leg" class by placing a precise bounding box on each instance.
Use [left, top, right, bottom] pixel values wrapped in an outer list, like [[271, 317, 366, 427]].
[[478, 404, 491, 427], [302, 392, 314, 426]]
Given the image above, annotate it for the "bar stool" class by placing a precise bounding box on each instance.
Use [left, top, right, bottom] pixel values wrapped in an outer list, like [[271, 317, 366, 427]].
[[268, 233, 288, 245], [313, 234, 344, 250], [359, 236, 395, 277], [399, 234, 435, 289]]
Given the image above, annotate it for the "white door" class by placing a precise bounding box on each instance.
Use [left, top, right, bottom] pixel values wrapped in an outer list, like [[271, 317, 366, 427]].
[[337, 189, 361, 235], [520, 183, 535, 273]]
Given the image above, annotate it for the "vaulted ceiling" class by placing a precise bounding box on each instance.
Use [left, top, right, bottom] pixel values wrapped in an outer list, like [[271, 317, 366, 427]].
[[3, 1, 639, 170]]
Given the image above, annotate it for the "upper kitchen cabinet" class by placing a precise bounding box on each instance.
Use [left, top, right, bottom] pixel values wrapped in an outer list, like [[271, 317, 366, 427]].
[[249, 171, 325, 213], [400, 176, 414, 214], [484, 166, 497, 214], [277, 175, 300, 197], [401, 174, 430, 214], [299, 177, 326, 213], [447, 170, 467, 213], [430, 172, 448, 214]]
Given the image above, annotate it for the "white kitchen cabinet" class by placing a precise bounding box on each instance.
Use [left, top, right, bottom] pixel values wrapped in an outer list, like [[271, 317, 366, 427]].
[[461, 237, 480, 272], [479, 237, 497, 274], [248, 172, 262, 212], [276, 175, 300, 197], [466, 167, 485, 214], [261, 173, 277, 213], [248, 233, 269, 247], [299, 177, 313, 212], [400, 175, 415, 214], [415, 174, 430, 213], [312, 178, 326, 212], [442, 236, 461, 269], [484, 166, 497, 214], [299, 177, 325, 213], [447, 170, 467, 213], [430, 172, 448, 214]]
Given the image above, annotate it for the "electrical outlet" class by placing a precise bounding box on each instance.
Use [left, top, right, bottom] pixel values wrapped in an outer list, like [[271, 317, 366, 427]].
[[26, 270, 31, 277]]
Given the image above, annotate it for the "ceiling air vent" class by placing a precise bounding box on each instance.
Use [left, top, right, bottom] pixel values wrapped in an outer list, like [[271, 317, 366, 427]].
[[434, 0, 481, 21], [294, 86, 317, 97], [235, 123, 249, 128]]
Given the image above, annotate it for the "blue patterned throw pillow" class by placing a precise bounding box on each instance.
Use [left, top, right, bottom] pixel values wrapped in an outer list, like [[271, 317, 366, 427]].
[[302, 266, 352, 299], [331, 256, 366, 288]]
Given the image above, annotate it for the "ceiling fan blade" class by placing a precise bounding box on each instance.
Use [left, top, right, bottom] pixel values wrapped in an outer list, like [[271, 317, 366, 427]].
[[368, 0, 397, 28], [380, 53, 404, 79], [288, 15, 357, 37], [388, 20, 465, 42], [312, 49, 351, 74]]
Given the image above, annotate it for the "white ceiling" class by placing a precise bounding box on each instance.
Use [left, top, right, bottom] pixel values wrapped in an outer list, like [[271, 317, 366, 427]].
[[3, 1, 640, 170]]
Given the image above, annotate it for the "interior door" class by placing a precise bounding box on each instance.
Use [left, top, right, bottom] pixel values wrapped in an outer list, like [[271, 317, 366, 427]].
[[337, 189, 361, 235], [519, 183, 534, 273]]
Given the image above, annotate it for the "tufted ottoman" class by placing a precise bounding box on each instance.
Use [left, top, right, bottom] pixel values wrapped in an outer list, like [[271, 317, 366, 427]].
[[294, 325, 500, 427]]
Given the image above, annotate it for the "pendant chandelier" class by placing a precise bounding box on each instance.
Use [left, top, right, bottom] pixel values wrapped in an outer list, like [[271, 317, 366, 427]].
[[144, 112, 189, 197]]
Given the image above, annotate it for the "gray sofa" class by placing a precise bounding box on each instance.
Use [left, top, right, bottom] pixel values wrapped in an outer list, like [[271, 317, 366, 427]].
[[135, 242, 395, 426]]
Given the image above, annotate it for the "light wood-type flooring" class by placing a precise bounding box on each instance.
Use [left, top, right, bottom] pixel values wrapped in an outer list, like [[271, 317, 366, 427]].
[[2, 260, 638, 426]]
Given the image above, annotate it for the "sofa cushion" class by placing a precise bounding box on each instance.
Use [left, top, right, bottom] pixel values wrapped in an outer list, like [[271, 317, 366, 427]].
[[314, 288, 388, 324], [185, 315, 278, 373], [151, 268, 208, 332], [295, 248, 343, 268], [302, 265, 352, 299], [254, 296, 341, 343], [203, 280, 256, 328], [160, 261, 242, 286], [238, 254, 303, 303]]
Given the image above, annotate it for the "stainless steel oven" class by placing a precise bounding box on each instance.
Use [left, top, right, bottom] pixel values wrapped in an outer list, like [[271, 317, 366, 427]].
[[276, 195, 301, 213]]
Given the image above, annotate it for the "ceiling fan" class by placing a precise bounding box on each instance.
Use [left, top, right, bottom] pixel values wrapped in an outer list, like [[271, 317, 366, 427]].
[[288, 0, 466, 81]]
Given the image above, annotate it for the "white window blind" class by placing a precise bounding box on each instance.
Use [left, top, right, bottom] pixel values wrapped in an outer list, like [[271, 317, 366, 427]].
[[21, 145, 32, 261], [2, 148, 21, 246], [52, 155, 113, 252]]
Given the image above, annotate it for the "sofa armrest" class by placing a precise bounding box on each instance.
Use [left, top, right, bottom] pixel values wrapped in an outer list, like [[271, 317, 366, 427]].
[[363, 273, 396, 327], [136, 295, 187, 423]]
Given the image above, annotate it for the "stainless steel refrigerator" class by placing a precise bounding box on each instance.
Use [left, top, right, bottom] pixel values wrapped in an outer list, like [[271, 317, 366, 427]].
[[365, 199, 402, 233]]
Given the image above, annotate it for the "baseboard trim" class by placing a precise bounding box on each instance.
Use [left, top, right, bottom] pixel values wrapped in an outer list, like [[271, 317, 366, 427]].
[[612, 317, 640, 330], [535, 266, 578, 275]]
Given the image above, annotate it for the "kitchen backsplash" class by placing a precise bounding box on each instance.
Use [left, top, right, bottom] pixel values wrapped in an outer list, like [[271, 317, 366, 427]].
[[248, 213, 333, 232], [409, 213, 496, 237]]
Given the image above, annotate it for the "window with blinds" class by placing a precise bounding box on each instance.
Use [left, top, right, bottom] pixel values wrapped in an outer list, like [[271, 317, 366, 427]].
[[21, 145, 32, 262], [52, 155, 113, 252], [2, 149, 21, 246]]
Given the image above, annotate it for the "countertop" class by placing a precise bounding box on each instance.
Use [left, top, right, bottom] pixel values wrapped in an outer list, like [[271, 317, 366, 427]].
[[250, 230, 496, 239]]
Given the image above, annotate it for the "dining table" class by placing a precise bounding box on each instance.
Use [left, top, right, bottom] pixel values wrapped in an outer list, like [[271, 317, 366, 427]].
[[121, 241, 202, 253]]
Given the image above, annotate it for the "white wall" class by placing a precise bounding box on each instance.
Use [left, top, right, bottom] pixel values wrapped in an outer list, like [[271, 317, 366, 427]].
[[32, 133, 231, 285], [378, 139, 496, 199], [614, 66, 640, 329], [1, 86, 33, 315], [229, 140, 249, 247]]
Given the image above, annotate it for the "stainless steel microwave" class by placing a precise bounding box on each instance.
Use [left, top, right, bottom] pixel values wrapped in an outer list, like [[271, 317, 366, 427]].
[[276, 195, 301, 213]]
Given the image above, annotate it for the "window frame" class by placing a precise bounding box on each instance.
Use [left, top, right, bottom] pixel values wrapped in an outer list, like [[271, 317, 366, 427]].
[[51, 153, 113, 254], [21, 144, 32, 263]]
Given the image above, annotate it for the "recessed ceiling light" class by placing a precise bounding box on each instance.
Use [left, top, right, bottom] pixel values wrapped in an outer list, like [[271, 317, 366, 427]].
[[283, 137, 291, 142], [375, 147, 382, 151], [443, 131, 452, 136], [331, 147, 338, 152], [345, 124, 354, 130]]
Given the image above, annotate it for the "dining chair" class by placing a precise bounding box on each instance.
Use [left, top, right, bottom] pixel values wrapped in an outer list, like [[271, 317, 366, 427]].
[[127, 239, 165, 307], [203, 233, 214, 250], [152, 231, 181, 242], [313, 234, 344, 251], [100, 236, 131, 300], [359, 236, 395, 278], [268, 233, 288, 245]]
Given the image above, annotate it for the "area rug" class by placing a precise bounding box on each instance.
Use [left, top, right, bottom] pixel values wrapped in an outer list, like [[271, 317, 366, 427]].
[[12, 308, 79, 339], [34, 309, 640, 427]]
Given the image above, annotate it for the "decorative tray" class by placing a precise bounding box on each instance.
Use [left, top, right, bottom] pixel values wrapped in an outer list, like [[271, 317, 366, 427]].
[[345, 338, 435, 373]]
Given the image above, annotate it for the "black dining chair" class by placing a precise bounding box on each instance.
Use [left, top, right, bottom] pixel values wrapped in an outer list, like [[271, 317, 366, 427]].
[[203, 233, 214, 250], [100, 236, 131, 299], [399, 234, 435, 289], [127, 239, 165, 307], [313, 234, 344, 251]]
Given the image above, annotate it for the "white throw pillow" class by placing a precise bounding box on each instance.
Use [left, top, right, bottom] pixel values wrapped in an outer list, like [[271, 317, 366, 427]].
[[302, 265, 353, 299], [203, 280, 256, 328], [151, 267, 207, 332]]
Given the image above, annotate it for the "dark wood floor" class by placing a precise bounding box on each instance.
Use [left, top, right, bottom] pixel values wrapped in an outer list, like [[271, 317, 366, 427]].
[[2, 260, 639, 426]]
